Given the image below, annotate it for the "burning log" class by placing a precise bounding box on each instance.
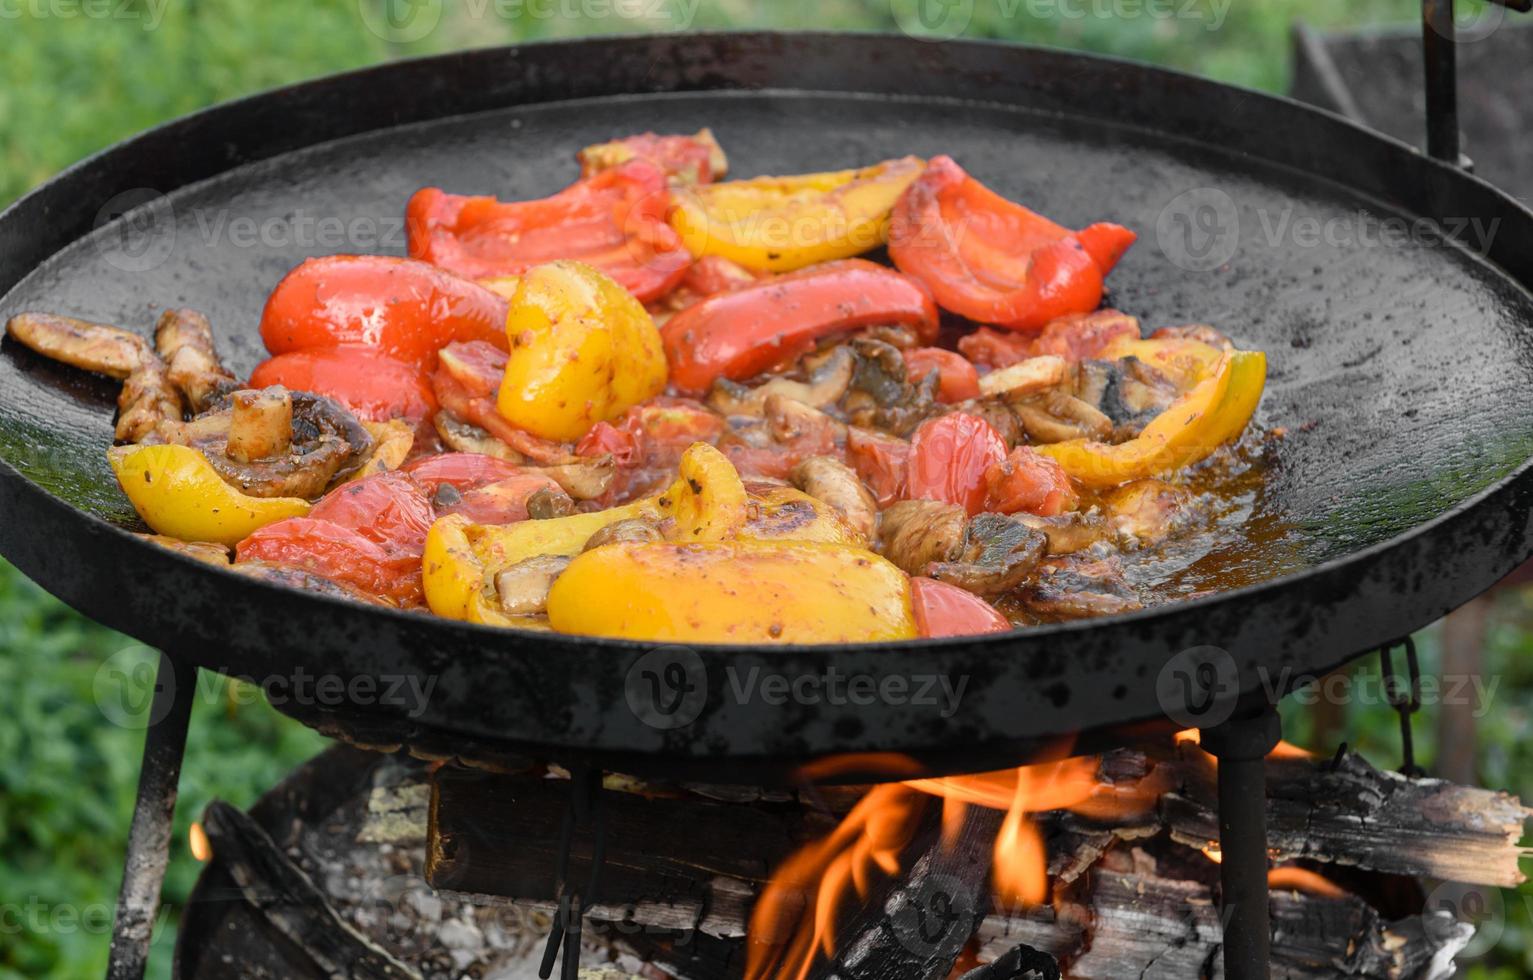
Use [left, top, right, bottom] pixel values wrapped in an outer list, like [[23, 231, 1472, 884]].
[[427, 744, 1525, 979]]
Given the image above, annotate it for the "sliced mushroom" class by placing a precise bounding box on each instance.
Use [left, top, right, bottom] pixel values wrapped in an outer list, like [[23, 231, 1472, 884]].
[[978, 355, 1068, 399], [927, 513, 1048, 598], [433, 412, 524, 462], [493, 554, 573, 616], [1012, 390, 1114, 444], [155, 308, 238, 413], [530, 454, 617, 501], [843, 339, 941, 437], [1021, 556, 1142, 620], [6, 312, 151, 379], [707, 345, 855, 416], [527, 485, 576, 520], [584, 517, 664, 550], [116, 355, 185, 444], [176, 390, 373, 499], [790, 456, 877, 546], [765, 393, 845, 447], [1010, 511, 1113, 555], [954, 397, 1024, 449], [879, 499, 968, 574]]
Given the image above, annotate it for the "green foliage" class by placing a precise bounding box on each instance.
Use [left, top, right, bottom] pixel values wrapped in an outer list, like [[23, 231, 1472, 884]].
[[2, 1, 1529, 977]]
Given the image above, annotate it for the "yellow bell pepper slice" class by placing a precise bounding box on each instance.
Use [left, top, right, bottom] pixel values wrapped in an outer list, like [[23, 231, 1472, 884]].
[[108, 444, 311, 548], [497, 261, 668, 441], [669, 156, 925, 273], [547, 540, 917, 643], [421, 514, 522, 626], [655, 442, 748, 541], [1099, 336, 1224, 389], [741, 485, 859, 546], [1037, 350, 1266, 489], [476, 275, 521, 300]]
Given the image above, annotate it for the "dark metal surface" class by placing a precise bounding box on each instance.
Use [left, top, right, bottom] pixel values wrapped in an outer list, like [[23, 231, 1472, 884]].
[[4, 33, 1533, 782], [106, 654, 197, 980]]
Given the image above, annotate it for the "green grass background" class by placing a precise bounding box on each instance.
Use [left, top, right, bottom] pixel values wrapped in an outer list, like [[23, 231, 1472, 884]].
[[2, 1, 1531, 976]]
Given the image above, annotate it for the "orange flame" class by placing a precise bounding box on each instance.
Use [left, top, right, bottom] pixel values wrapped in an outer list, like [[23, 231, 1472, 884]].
[[746, 746, 1163, 979], [1268, 866, 1348, 899]]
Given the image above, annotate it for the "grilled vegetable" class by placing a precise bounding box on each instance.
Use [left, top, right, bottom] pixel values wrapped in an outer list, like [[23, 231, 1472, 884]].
[[495, 261, 668, 442], [407, 159, 691, 302], [911, 577, 1011, 637], [670, 157, 924, 273], [110, 444, 311, 547], [890, 155, 1136, 331], [249, 347, 437, 422], [578, 129, 727, 184], [547, 540, 917, 643]]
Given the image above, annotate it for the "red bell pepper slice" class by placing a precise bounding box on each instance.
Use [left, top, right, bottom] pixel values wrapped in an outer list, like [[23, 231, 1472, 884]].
[[249, 347, 437, 422], [660, 258, 939, 394], [905, 412, 1008, 516], [889, 155, 1136, 332], [406, 159, 692, 303], [578, 130, 726, 184], [238, 518, 423, 607], [259, 255, 508, 368], [911, 576, 1012, 637]]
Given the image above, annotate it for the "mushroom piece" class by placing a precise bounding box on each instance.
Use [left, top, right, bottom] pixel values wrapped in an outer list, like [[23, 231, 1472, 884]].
[[1075, 357, 1180, 437], [1021, 555, 1142, 621], [707, 345, 856, 416], [155, 308, 238, 413], [116, 355, 185, 444], [346, 419, 417, 483], [790, 456, 877, 546], [1010, 511, 1113, 555], [176, 389, 373, 499], [1104, 479, 1195, 547], [953, 397, 1024, 449], [433, 412, 524, 462], [584, 517, 664, 550], [978, 355, 1068, 399], [1011, 389, 1114, 444], [530, 454, 617, 501], [843, 338, 942, 437], [765, 393, 846, 448], [226, 387, 294, 463], [6, 312, 151, 378], [493, 554, 573, 616], [928, 513, 1049, 598], [527, 485, 576, 520], [879, 502, 1046, 598]]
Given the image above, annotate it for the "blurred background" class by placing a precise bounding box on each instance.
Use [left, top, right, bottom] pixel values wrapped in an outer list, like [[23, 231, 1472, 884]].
[[2, 1, 1531, 977]]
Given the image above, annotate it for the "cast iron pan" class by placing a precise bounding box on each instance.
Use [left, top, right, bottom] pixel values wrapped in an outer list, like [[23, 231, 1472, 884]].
[[3, 33, 1533, 783]]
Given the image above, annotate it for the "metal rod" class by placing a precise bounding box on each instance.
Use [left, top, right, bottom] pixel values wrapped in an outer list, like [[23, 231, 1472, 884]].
[[1202, 704, 1281, 980], [1423, 0, 1461, 162], [105, 652, 198, 980]]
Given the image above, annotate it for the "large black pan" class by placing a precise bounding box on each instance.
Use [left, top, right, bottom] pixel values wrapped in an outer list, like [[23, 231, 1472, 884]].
[[3, 33, 1532, 784]]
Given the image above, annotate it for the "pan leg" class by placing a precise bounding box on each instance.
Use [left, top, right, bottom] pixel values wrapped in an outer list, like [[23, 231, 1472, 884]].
[[1202, 704, 1281, 980], [105, 652, 198, 980]]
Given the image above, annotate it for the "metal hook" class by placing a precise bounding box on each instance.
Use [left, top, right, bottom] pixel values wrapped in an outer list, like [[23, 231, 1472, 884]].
[[1379, 637, 1426, 778]]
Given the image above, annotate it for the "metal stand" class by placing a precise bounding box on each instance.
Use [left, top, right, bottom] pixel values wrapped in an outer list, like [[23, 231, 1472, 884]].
[[1202, 704, 1282, 980], [1422, 0, 1461, 162], [105, 652, 198, 980]]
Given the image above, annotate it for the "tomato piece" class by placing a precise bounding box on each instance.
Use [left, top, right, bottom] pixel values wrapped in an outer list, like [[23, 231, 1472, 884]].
[[906, 413, 1008, 516], [889, 155, 1135, 331], [984, 447, 1079, 517], [402, 453, 525, 494], [576, 422, 639, 467], [437, 340, 509, 399], [911, 577, 1012, 637], [248, 347, 436, 422], [661, 259, 939, 394], [441, 473, 565, 525], [406, 159, 692, 302], [307, 471, 436, 554], [578, 129, 727, 184], [846, 427, 911, 508], [236, 517, 422, 606], [902, 347, 980, 403], [259, 255, 508, 367]]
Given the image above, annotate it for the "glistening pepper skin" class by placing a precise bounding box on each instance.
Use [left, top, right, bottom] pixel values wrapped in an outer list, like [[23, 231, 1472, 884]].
[[889, 155, 1136, 331], [660, 259, 939, 394]]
